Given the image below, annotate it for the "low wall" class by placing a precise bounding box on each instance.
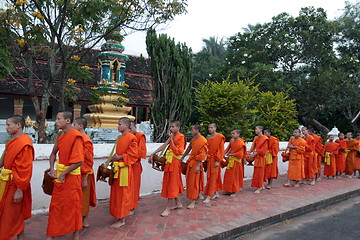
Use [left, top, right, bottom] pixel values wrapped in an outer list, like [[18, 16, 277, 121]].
[[0, 142, 289, 212]]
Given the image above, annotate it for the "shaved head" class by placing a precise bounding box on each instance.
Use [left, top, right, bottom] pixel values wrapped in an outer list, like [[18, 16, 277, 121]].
[[59, 111, 73, 123], [75, 117, 87, 129], [119, 117, 131, 128], [7, 115, 25, 129], [171, 120, 181, 127]]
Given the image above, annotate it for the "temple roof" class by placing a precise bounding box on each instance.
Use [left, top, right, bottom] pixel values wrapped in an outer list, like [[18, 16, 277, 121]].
[[0, 48, 153, 106]]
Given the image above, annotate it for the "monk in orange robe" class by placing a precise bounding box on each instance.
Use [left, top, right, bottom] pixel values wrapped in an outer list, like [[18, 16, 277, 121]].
[[309, 129, 324, 180], [301, 127, 316, 185], [203, 123, 224, 203], [345, 132, 359, 177], [181, 125, 207, 209], [149, 120, 186, 217], [353, 133, 360, 177], [335, 133, 347, 176], [130, 121, 147, 212], [264, 129, 279, 189], [73, 117, 96, 228], [223, 129, 246, 196], [323, 135, 339, 178], [249, 126, 268, 194], [109, 117, 138, 228], [47, 111, 84, 240], [0, 115, 34, 240], [284, 129, 307, 187]]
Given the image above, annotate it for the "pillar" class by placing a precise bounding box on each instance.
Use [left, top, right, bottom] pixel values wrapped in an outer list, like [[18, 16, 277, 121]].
[[14, 98, 24, 116], [73, 103, 82, 120]]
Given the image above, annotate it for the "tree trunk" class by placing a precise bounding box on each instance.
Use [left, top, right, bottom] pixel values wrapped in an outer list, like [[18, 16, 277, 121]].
[[300, 116, 330, 136]]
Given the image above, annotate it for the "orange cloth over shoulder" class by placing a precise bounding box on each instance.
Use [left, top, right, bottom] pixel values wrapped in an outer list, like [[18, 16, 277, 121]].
[[251, 135, 268, 188], [186, 135, 207, 200], [323, 141, 338, 176], [81, 134, 96, 217], [0, 135, 34, 240], [204, 133, 225, 196], [265, 136, 279, 180], [223, 139, 246, 193], [110, 132, 138, 219], [312, 134, 323, 174], [132, 131, 146, 209], [161, 133, 186, 199], [336, 139, 347, 173], [303, 135, 316, 179], [47, 129, 84, 237], [287, 137, 306, 181], [345, 139, 359, 175], [353, 139, 360, 170]]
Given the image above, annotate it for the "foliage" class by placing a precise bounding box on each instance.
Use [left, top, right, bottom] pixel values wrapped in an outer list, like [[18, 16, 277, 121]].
[[255, 91, 298, 141], [222, 6, 360, 134], [0, 0, 187, 143], [146, 28, 193, 142], [195, 77, 259, 141]]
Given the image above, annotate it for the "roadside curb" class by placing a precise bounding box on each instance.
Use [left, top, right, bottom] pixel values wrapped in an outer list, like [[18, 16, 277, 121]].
[[178, 188, 360, 240]]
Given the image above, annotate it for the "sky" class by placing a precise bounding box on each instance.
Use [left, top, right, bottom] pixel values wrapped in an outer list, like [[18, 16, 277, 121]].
[[121, 0, 358, 57]]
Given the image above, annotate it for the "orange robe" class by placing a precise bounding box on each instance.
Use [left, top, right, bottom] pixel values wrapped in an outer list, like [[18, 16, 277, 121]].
[[335, 139, 347, 173], [303, 135, 316, 179], [223, 139, 246, 192], [47, 129, 84, 237], [323, 142, 338, 176], [251, 135, 268, 188], [132, 131, 146, 209], [186, 136, 207, 200], [312, 134, 323, 174], [204, 133, 225, 196], [161, 133, 186, 198], [353, 139, 360, 170], [264, 136, 279, 180], [287, 137, 307, 181], [0, 135, 33, 240], [345, 139, 359, 174], [110, 132, 138, 219], [81, 134, 96, 217]]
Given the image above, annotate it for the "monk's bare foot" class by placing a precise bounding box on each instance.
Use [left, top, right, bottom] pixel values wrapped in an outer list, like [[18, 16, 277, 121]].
[[317, 177, 321, 181], [187, 200, 196, 209], [294, 184, 300, 188], [254, 187, 264, 194], [82, 216, 90, 228], [203, 196, 211, 204], [211, 192, 220, 200], [198, 193, 205, 200], [171, 203, 183, 210], [266, 184, 272, 189], [283, 183, 290, 187], [224, 191, 232, 196], [109, 219, 125, 228], [229, 193, 237, 197], [72, 230, 80, 240], [129, 209, 135, 216], [18, 231, 25, 240], [310, 180, 316, 186]]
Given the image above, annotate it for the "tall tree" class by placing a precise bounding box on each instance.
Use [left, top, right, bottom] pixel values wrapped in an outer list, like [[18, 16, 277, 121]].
[[0, 0, 187, 143], [146, 28, 193, 142]]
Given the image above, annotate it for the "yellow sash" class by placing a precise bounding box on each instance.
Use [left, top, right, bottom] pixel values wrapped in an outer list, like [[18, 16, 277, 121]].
[[113, 162, 128, 187], [324, 152, 331, 165], [345, 149, 350, 158], [265, 151, 273, 164], [0, 168, 13, 200], [54, 163, 81, 183], [165, 149, 181, 164], [226, 156, 241, 169]]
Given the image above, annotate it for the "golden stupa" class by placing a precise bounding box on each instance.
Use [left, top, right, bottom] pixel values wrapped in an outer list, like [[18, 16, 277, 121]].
[[84, 39, 135, 129]]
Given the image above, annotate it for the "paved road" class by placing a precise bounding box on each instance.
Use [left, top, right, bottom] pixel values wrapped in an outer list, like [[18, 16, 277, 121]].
[[238, 195, 360, 240]]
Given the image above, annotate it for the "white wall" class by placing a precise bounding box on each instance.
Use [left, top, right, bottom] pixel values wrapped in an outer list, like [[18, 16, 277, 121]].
[[0, 142, 289, 212]]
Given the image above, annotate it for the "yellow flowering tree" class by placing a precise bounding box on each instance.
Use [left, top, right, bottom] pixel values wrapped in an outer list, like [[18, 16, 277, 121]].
[[0, 0, 187, 143]]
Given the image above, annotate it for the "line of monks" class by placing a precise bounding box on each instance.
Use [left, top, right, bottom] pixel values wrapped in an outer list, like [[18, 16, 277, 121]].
[[1, 113, 360, 240]]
